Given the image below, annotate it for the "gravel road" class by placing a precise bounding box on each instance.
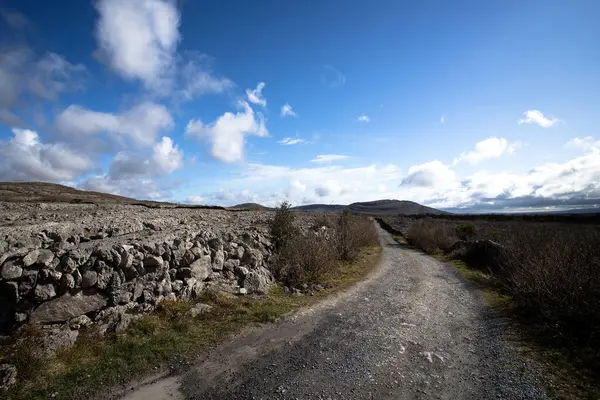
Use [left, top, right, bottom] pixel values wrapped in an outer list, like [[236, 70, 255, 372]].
[[118, 224, 550, 400]]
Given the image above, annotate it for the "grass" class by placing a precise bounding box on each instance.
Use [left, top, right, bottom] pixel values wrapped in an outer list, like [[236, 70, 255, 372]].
[[6, 245, 381, 400]]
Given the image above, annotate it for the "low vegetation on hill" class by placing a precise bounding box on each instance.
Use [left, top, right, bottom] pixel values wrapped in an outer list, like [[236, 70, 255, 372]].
[[378, 215, 600, 391]]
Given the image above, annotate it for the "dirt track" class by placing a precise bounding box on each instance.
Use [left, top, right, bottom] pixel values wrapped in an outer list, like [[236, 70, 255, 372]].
[[116, 224, 549, 400]]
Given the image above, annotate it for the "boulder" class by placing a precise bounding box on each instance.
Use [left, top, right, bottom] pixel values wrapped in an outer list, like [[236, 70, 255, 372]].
[[223, 259, 240, 271], [189, 255, 211, 281], [34, 283, 57, 301], [144, 255, 164, 272], [212, 249, 225, 271], [29, 290, 108, 324], [463, 240, 509, 274], [243, 271, 269, 294], [0, 260, 22, 280], [82, 270, 98, 288]]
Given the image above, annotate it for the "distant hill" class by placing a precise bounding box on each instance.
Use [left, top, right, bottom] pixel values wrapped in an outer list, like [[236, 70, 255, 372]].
[[0, 182, 147, 204], [229, 203, 274, 211], [293, 200, 447, 215]]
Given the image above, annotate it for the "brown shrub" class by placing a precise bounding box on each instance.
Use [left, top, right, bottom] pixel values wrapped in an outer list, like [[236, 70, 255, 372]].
[[406, 218, 455, 254], [277, 233, 336, 287], [334, 212, 379, 261], [504, 226, 600, 345]]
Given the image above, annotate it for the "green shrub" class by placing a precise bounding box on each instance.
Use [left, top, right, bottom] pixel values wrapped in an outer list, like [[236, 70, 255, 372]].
[[270, 201, 298, 250], [455, 222, 477, 240]]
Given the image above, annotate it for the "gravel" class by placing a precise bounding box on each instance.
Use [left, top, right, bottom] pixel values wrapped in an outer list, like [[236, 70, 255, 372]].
[[118, 224, 549, 400]]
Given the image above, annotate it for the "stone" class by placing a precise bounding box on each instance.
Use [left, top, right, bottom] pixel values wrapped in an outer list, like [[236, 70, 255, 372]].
[[237, 287, 248, 295], [141, 290, 155, 304], [113, 291, 132, 305], [132, 282, 144, 302], [96, 269, 112, 290], [144, 255, 164, 272], [0, 364, 17, 391], [186, 303, 213, 318], [207, 272, 222, 281], [0, 260, 22, 280], [243, 272, 269, 294], [189, 255, 211, 281], [235, 266, 249, 277], [223, 259, 240, 271], [82, 270, 98, 288], [242, 248, 263, 269], [68, 314, 92, 330], [60, 256, 77, 273], [462, 240, 509, 274], [39, 269, 62, 283], [29, 290, 108, 324], [34, 283, 57, 301], [212, 249, 225, 271], [39, 325, 79, 356], [35, 250, 55, 267], [18, 270, 37, 295], [22, 249, 41, 267], [176, 267, 192, 279]]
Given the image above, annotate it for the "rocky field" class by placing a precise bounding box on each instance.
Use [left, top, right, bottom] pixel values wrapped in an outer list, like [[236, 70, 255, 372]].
[[0, 201, 317, 360]]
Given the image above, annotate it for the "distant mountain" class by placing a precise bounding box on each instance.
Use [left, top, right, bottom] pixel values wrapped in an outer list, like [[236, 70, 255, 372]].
[[293, 200, 447, 215]]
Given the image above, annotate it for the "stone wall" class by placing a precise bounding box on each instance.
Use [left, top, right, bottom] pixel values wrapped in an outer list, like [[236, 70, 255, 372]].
[[0, 203, 316, 353]]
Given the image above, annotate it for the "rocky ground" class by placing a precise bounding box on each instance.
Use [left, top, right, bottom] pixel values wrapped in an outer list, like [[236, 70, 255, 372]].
[[0, 201, 319, 390]]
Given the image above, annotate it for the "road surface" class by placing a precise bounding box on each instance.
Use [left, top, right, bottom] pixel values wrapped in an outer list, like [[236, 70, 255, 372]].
[[118, 224, 549, 399]]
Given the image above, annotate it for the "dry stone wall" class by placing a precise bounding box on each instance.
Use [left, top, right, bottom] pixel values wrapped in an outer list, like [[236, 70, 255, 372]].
[[0, 203, 316, 347]]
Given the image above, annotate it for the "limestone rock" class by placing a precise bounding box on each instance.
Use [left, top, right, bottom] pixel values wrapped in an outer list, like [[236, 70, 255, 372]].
[[29, 290, 108, 324], [34, 283, 57, 301], [0, 260, 22, 280], [189, 255, 211, 281], [243, 272, 269, 294]]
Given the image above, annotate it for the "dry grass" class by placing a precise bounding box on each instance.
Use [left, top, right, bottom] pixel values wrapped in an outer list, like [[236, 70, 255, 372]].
[[405, 218, 455, 254]]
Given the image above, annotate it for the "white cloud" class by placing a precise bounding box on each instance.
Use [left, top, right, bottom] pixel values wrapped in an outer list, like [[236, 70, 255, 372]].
[[0, 128, 89, 182], [0, 47, 87, 126], [453, 137, 516, 165], [357, 115, 370, 122], [310, 154, 348, 163], [278, 137, 305, 145], [176, 53, 233, 101], [108, 136, 183, 179], [518, 110, 559, 128], [55, 102, 173, 147], [440, 115, 445, 123], [80, 175, 169, 200], [246, 82, 266, 107], [280, 103, 297, 118], [566, 136, 600, 152], [94, 0, 180, 93], [186, 195, 205, 204], [185, 101, 268, 163], [401, 160, 458, 189]]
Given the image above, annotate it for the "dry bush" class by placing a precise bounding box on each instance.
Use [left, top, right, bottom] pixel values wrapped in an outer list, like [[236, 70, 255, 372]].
[[455, 222, 478, 240], [277, 233, 336, 287], [334, 212, 379, 261], [504, 226, 600, 345], [406, 218, 455, 254]]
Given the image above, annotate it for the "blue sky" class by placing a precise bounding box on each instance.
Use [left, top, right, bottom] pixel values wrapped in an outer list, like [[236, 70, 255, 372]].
[[1, 0, 599, 211]]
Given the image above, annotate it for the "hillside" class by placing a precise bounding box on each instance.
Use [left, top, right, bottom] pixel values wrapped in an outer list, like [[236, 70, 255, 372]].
[[229, 203, 274, 211], [293, 199, 447, 215], [0, 182, 147, 204]]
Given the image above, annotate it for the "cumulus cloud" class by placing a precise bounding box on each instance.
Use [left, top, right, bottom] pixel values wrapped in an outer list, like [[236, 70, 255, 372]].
[[0, 128, 89, 182], [518, 110, 559, 128], [278, 137, 305, 145], [94, 0, 180, 93], [108, 136, 183, 179], [401, 160, 458, 188], [246, 82, 266, 107], [357, 115, 370, 122], [80, 175, 170, 200], [566, 136, 600, 152], [453, 137, 516, 165], [280, 103, 297, 118], [310, 154, 348, 163], [185, 101, 268, 163], [55, 102, 173, 147]]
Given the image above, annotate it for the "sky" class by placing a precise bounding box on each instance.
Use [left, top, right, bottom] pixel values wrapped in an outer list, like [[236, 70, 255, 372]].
[[0, 0, 599, 212]]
